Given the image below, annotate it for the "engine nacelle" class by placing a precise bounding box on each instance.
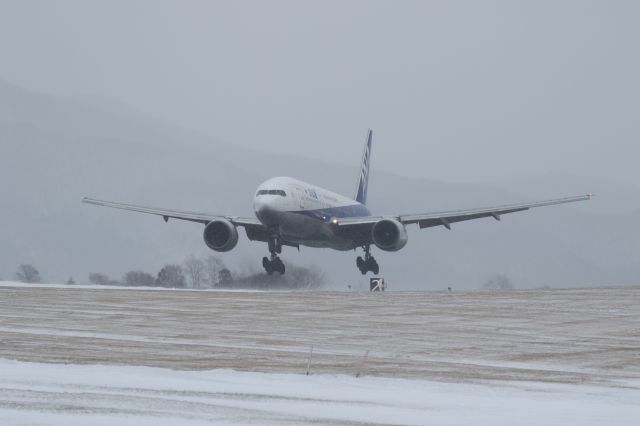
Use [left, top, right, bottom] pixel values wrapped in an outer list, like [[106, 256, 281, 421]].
[[371, 218, 408, 252], [203, 219, 239, 252]]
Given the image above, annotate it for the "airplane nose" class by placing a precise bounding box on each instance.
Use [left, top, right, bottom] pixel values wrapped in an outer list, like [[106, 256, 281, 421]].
[[254, 197, 279, 225], [253, 198, 266, 215]]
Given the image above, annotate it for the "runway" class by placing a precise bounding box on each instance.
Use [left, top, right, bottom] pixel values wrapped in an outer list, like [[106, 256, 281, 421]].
[[0, 282, 639, 424], [1, 283, 638, 383]]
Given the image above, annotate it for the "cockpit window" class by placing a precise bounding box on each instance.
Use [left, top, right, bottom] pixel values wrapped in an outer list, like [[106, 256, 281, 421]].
[[257, 189, 286, 197]]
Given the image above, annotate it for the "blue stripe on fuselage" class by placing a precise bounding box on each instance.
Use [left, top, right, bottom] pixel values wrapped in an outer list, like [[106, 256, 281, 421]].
[[290, 203, 371, 221]]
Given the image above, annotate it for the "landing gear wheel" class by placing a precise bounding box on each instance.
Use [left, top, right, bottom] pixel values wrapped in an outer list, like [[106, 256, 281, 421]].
[[263, 257, 273, 275], [356, 246, 380, 275], [264, 235, 286, 274], [370, 260, 379, 275], [264, 257, 284, 275]]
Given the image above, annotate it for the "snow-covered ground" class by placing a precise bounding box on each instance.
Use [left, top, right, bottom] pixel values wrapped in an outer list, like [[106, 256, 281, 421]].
[[0, 281, 265, 292], [0, 359, 638, 426], [0, 282, 639, 424]]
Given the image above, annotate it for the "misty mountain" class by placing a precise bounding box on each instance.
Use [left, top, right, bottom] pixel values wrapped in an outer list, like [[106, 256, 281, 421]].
[[1, 79, 638, 289]]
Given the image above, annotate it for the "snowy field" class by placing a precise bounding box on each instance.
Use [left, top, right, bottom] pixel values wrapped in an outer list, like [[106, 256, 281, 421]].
[[0, 282, 639, 424], [1, 359, 638, 426]]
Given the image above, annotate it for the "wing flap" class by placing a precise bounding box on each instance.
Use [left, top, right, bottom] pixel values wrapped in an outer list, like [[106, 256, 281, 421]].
[[83, 197, 218, 223], [400, 194, 591, 229], [82, 197, 262, 229], [333, 194, 591, 230], [414, 207, 528, 229]]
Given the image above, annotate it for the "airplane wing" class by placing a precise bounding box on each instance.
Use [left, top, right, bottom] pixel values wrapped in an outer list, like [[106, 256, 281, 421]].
[[82, 197, 262, 228], [334, 194, 592, 230]]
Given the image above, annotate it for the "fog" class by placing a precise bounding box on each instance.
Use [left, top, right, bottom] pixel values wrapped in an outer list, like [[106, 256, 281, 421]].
[[1, 1, 638, 289]]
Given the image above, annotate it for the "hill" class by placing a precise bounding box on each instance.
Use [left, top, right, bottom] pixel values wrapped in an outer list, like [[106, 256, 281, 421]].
[[1, 80, 638, 288]]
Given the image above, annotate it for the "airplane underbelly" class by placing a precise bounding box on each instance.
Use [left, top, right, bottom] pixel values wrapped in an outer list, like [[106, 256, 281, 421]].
[[278, 212, 354, 250]]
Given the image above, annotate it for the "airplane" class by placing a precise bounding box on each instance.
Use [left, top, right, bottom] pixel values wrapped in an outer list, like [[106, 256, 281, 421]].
[[83, 130, 591, 275]]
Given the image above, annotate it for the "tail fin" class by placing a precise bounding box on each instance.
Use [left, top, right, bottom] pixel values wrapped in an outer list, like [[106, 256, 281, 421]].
[[354, 129, 373, 205]]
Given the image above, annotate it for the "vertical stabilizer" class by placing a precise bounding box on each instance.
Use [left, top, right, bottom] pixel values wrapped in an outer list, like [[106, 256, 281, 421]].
[[354, 129, 373, 205]]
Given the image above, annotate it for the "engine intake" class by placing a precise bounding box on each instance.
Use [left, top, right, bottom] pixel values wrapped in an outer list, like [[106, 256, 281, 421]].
[[203, 219, 239, 252], [372, 218, 408, 252]]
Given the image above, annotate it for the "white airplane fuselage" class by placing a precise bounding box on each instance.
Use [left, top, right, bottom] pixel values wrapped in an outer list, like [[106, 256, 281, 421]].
[[253, 176, 370, 250], [82, 129, 591, 276]]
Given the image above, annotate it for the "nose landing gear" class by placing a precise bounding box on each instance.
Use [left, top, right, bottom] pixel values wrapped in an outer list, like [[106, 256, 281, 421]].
[[263, 235, 285, 275], [263, 255, 285, 275], [356, 245, 379, 275]]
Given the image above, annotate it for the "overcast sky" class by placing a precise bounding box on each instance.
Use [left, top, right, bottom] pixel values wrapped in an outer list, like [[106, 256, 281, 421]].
[[1, 0, 638, 184]]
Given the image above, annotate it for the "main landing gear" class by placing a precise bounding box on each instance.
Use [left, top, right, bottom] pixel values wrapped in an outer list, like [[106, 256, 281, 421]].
[[263, 236, 285, 275], [356, 245, 379, 275]]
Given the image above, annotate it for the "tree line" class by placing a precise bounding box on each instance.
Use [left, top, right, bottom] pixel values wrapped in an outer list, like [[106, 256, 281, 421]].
[[10, 255, 325, 290], [86, 255, 229, 288]]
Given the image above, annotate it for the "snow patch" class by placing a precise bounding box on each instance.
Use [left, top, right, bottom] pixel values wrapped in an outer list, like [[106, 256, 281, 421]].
[[0, 359, 638, 425]]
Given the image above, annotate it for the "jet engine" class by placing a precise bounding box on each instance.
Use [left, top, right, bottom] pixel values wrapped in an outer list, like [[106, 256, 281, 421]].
[[203, 219, 239, 252], [371, 218, 408, 252]]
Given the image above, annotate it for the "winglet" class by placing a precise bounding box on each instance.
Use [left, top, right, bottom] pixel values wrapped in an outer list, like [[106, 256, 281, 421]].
[[354, 129, 373, 205]]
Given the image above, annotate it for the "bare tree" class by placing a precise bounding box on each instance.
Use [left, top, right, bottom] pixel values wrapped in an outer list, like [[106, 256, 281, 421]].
[[218, 268, 233, 287], [183, 256, 206, 289], [482, 274, 515, 291], [237, 257, 260, 278], [88, 272, 111, 286], [231, 264, 325, 290], [291, 265, 325, 290], [123, 270, 155, 287], [156, 264, 186, 288], [203, 255, 225, 288], [15, 264, 41, 283]]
